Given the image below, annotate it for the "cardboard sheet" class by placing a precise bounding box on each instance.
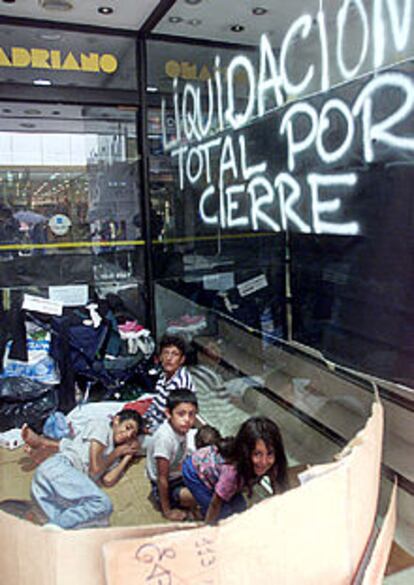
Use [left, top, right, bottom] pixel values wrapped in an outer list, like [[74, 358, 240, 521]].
[[361, 482, 397, 585], [103, 462, 350, 585], [0, 511, 191, 585], [103, 402, 385, 585]]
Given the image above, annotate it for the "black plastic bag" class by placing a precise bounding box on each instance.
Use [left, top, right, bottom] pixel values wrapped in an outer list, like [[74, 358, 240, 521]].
[[0, 376, 53, 402], [0, 377, 58, 432]]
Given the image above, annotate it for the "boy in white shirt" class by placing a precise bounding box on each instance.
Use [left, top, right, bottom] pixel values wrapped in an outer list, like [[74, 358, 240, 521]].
[[146, 389, 198, 521], [31, 409, 142, 529]]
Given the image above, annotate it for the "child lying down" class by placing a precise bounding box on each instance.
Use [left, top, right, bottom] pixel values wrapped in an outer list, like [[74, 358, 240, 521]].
[[21, 409, 143, 529]]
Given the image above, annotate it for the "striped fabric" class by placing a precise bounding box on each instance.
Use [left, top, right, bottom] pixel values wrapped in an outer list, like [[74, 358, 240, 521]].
[[189, 365, 230, 401], [144, 366, 195, 433], [190, 365, 252, 437]]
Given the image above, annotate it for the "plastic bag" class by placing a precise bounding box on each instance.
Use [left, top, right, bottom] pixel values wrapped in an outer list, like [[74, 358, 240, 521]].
[[0, 376, 53, 402], [42, 411, 71, 439], [1, 338, 60, 385], [0, 377, 58, 433]]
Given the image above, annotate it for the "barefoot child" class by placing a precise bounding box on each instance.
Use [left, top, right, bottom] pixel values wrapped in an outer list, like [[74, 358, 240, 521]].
[[183, 416, 288, 524], [22, 423, 63, 465], [30, 409, 142, 529], [146, 389, 198, 521]]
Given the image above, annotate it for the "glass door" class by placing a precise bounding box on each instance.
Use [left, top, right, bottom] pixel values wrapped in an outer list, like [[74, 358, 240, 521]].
[[0, 101, 146, 323]]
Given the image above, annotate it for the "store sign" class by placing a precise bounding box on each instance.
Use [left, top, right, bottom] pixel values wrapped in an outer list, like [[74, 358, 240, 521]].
[[161, 0, 414, 236], [49, 214, 72, 236], [165, 60, 213, 81], [0, 47, 118, 74], [164, 60, 247, 83], [237, 274, 268, 297]]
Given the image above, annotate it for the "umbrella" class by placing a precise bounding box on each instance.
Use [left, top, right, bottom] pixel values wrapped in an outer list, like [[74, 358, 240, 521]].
[[14, 210, 47, 225]]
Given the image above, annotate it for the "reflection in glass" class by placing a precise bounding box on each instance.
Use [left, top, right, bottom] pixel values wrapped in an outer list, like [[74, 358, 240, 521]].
[[0, 103, 146, 323]]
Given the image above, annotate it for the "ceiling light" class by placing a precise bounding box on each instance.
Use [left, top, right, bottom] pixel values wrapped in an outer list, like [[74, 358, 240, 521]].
[[33, 79, 52, 86], [38, 0, 74, 11], [230, 24, 245, 32], [169, 16, 183, 24], [188, 18, 202, 26], [252, 7, 268, 16], [39, 32, 62, 41], [98, 6, 113, 15], [146, 86, 158, 93], [184, 0, 202, 4]]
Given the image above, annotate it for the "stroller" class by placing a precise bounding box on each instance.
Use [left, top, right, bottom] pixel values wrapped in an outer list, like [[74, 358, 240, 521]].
[[23, 304, 157, 413]]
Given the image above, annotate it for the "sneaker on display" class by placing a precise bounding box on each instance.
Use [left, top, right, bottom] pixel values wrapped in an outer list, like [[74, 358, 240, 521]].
[[167, 314, 207, 334]]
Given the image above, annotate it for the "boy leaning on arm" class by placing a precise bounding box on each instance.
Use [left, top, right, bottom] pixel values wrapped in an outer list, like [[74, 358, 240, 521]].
[[30, 409, 143, 529], [145, 389, 198, 521]]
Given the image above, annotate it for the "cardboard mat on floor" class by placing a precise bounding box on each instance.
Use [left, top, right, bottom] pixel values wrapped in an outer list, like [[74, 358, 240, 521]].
[[1, 401, 393, 585]]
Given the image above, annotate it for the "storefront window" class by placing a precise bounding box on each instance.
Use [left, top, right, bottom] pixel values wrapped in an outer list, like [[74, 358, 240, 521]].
[[0, 102, 146, 321], [146, 39, 286, 351], [147, 20, 414, 388], [146, 35, 387, 473]]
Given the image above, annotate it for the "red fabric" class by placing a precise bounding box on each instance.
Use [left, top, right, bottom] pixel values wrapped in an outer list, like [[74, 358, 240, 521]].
[[123, 397, 153, 416]]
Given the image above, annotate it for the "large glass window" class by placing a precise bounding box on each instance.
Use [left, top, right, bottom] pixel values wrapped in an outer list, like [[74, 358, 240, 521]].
[[146, 39, 286, 347], [0, 101, 146, 322], [145, 35, 412, 521]]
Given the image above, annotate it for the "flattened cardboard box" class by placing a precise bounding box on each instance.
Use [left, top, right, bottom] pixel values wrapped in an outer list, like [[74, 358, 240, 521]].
[[102, 402, 384, 585], [0, 513, 190, 585]]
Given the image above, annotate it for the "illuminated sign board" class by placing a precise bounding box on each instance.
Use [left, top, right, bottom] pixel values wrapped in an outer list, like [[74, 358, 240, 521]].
[[161, 0, 414, 236], [0, 47, 118, 74]]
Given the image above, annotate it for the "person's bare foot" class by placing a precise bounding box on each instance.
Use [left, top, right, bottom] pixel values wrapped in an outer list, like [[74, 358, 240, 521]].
[[23, 443, 57, 465], [21, 424, 42, 449]]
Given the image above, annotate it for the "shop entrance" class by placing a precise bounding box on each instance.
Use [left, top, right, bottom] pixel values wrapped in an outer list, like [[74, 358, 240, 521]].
[[0, 101, 146, 322]]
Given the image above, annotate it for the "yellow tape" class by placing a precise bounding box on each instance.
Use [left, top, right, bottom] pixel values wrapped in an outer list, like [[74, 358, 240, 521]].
[[0, 240, 145, 251], [0, 232, 279, 251]]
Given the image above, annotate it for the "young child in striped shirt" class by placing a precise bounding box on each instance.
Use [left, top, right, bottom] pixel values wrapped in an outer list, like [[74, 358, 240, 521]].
[[143, 334, 196, 434]]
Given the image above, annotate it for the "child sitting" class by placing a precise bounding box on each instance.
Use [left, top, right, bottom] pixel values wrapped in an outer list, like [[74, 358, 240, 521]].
[[146, 389, 198, 522], [195, 424, 222, 449], [142, 334, 195, 434], [30, 409, 142, 529], [182, 416, 288, 524]]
